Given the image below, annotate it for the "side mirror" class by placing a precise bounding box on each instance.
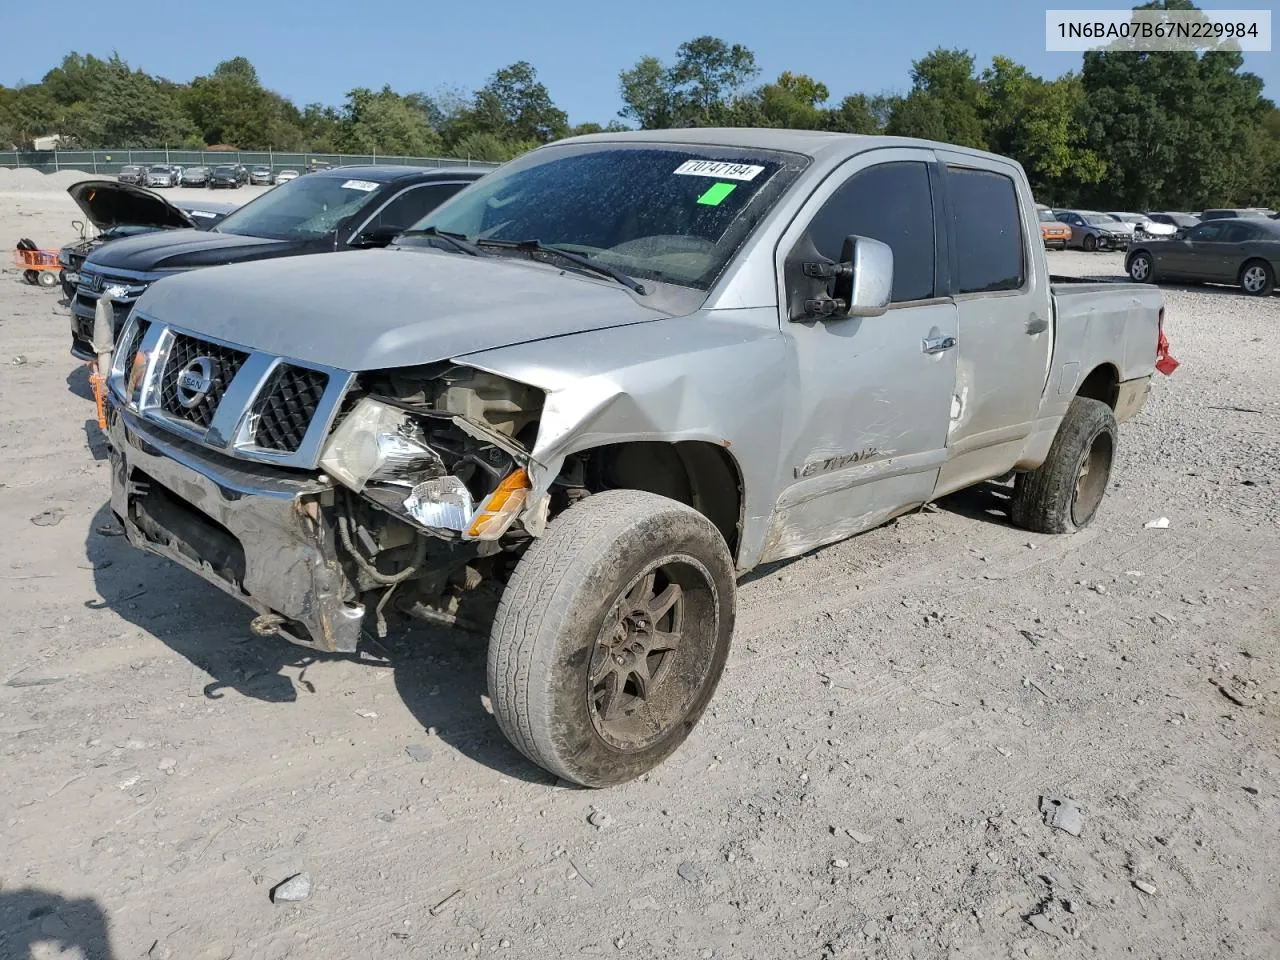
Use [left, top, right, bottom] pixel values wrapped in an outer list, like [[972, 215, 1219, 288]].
[[786, 234, 893, 321], [352, 225, 403, 249]]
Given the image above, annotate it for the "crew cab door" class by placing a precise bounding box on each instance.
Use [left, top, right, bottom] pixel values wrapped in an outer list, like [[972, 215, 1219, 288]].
[[933, 153, 1054, 496], [764, 148, 958, 563]]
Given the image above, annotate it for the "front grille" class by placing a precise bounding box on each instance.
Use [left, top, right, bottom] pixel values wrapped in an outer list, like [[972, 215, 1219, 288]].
[[77, 283, 145, 337], [159, 334, 248, 428], [252, 364, 329, 452]]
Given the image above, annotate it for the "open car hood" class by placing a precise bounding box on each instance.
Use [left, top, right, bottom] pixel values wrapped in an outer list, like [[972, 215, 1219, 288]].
[[67, 179, 198, 231]]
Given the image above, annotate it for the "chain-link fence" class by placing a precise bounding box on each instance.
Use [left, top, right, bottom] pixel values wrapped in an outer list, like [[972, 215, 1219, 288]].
[[0, 148, 501, 175]]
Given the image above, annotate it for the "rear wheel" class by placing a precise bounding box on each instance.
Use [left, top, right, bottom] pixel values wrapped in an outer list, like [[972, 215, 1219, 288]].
[[1239, 259, 1274, 296], [1082, 234, 1098, 252], [1128, 252, 1154, 283], [22, 269, 39, 285], [488, 490, 736, 787], [1011, 397, 1117, 535]]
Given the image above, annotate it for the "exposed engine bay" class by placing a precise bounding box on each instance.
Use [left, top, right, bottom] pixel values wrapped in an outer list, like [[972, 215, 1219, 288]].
[[318, 364, 550, 636]]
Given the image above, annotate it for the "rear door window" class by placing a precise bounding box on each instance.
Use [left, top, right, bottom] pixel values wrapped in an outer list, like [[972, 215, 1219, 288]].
[[946, 167, 1025, 294]]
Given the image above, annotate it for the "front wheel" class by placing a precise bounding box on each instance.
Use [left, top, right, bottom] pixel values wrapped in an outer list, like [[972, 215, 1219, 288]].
[[1011, 396, 1117, 535], [487, 490, 736, 787], [1082, 234, 1098, 252], [1239, 259, 1275, 296], [22, 269, 39, 285], [1128, 252, 1154, 283]]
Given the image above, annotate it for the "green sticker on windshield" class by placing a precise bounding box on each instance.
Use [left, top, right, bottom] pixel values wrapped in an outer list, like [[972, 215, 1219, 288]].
[[697, 182, 737, 206]]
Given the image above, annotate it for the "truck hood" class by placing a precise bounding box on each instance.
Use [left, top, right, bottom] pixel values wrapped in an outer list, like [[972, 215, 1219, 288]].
[[137, 248, 671, 371], [86, 228, 312, 272], [68, 179, 197, 230]]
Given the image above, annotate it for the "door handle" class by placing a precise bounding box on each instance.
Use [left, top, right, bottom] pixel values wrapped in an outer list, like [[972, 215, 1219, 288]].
[[1025, 315, 1049, 335], [922, 335, 957, 354]]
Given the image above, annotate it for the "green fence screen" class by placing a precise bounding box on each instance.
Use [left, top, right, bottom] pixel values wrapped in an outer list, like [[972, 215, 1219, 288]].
[[0, 149, 501, 175]]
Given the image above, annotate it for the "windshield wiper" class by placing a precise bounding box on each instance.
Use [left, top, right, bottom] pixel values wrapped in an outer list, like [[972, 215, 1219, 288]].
[[477, 238, 647, 295], [397, 226, 485, 257]]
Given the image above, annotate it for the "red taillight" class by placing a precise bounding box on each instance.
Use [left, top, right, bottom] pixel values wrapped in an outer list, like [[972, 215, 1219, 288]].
[[1155, 306, 1179, 376]]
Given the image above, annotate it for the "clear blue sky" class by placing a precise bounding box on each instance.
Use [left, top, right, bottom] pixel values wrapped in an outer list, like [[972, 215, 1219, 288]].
[[3, 0, 1276, 124]]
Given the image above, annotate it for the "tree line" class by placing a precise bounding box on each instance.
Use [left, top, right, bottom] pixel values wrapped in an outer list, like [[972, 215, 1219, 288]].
[[2, 22, 1277, 208]]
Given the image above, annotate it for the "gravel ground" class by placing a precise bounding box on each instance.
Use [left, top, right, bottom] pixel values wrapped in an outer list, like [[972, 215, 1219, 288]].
[[0, 190, 1276, 960]]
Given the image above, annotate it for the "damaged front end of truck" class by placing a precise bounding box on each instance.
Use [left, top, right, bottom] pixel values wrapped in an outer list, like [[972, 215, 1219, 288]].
[[103, 305, 570, 653]]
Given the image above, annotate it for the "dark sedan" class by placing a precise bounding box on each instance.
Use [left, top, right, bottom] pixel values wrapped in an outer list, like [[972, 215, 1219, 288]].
[[1126, 217, 1279, 296], [209, 164, 248, 188]]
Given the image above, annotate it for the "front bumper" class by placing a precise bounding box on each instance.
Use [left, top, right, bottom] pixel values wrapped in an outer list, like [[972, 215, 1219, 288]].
[[107, 402, 366, 652], [1096, 235, 1130, 250]]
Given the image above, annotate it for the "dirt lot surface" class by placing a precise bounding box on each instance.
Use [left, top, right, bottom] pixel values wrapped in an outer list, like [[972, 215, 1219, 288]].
[[0, 178, 1276, 960]]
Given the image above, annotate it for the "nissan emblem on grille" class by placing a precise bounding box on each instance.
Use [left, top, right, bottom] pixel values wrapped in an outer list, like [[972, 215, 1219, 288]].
[[176, 357, 215, 409]]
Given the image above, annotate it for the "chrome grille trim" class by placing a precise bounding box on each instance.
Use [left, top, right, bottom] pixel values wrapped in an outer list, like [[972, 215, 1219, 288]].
[[106, 313, 356, 470]]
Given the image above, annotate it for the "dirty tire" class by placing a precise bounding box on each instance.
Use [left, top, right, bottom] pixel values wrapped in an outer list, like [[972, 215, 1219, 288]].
[[37, 270, 58, 288], [22, 269, 39, 285], [1011, 396, 1117, 535], [1128, 251, 1154, 283], [1082, 234, 1097, 252], [487, 490, 736, 788], [1239, 259, 1274, 296]]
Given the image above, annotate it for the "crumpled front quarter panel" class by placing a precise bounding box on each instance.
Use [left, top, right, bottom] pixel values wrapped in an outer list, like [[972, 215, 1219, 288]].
[[456, 308, 788, 571]]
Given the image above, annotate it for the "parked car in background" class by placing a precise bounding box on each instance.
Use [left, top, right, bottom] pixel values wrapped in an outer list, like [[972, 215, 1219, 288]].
[[182, 166, 211, 187], [1146, 212, 1200, 232], [96, 130, 1173, 787], [71, 165, 485, 358], [306, 159, 334, 174], [209, 164, 248, 189], [1037, 206, 1071, 248], [1127, 216, 1279, 295], [1200, 208, 1268, 220], [250, 166, 274, 185], [144, 165, 177, 188], [117, 165, 145, 185], [1053, 210, 1135, 251], [56, 180, 236, 298], [1107, 212, 1177, 238], [274, 169, 300, 184]]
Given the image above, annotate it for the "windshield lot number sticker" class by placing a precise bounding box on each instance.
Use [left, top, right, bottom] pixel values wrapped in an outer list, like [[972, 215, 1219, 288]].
[[674, 160, 764, 181], [341, 179, 380, 192]]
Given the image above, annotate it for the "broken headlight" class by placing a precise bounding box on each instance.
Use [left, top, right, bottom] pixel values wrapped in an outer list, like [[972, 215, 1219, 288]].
[[319, 397, 445, 491], [319, 397, 533, 541]]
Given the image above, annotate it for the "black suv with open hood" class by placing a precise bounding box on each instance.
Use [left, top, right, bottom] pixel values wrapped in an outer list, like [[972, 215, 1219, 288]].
[[70, 165, 486, 359], [58, 180, 236, 297]]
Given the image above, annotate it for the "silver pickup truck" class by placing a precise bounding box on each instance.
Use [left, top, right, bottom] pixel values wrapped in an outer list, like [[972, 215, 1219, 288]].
[[98, 129, 1175, 787]]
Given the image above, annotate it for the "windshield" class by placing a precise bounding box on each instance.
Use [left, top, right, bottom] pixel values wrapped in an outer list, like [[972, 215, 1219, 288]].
[[410, 144, 806, 290], [215, 174, 379, 240], [1084, 214, 1117, 225], [1037, 209, 1058, 222], [149, 166, 169, 173], [1110, 212, 1142, 222]]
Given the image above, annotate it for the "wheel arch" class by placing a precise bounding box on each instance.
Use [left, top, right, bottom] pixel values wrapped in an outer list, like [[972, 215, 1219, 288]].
[[1076, 363, 1120, 409], [571, 440, 744, 561]]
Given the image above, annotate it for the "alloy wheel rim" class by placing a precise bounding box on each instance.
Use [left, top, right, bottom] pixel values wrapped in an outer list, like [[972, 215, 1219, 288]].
[[1071, 430, 1114, 527], [1242, 266, 1266, 292], [587, 555, 717, 752]]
